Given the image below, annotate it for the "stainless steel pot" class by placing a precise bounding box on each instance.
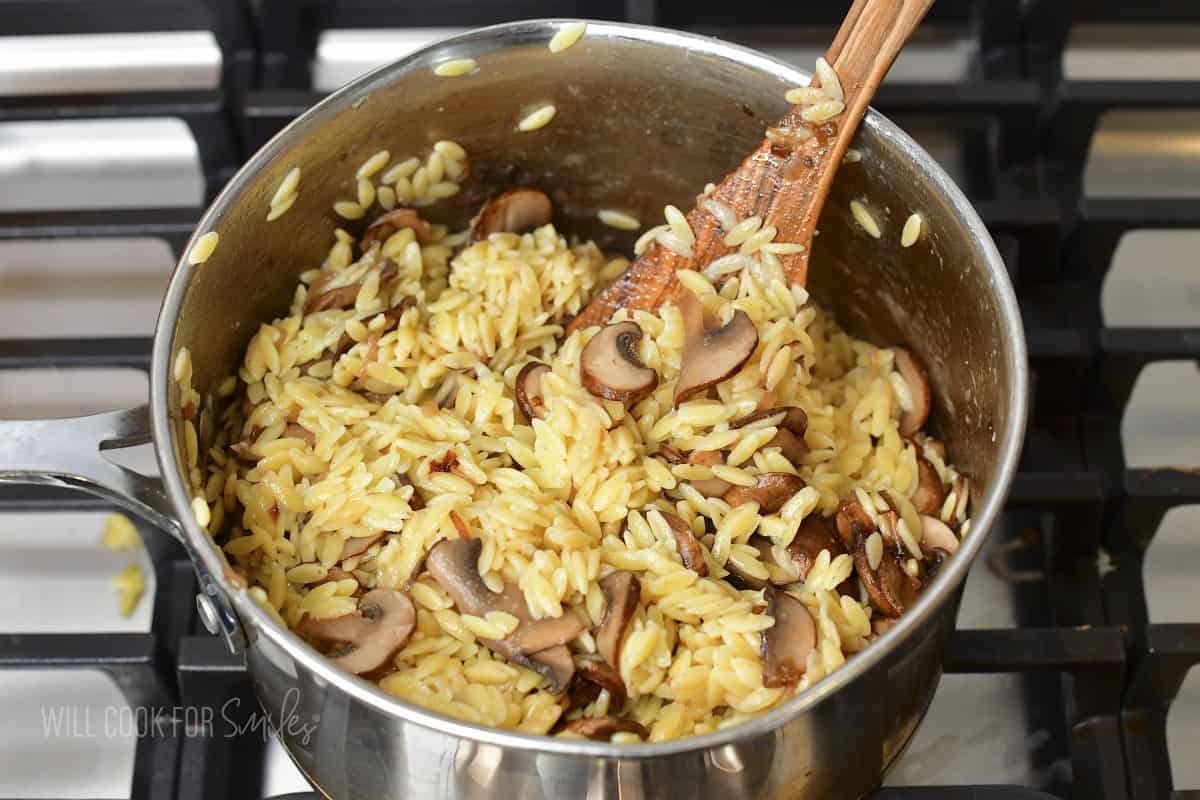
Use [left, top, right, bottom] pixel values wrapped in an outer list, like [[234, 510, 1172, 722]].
[[0, 20, 1027, 800]]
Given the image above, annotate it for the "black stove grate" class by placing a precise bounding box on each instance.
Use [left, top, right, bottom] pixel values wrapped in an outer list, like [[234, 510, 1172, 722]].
[[1, 1, 1198, 798]]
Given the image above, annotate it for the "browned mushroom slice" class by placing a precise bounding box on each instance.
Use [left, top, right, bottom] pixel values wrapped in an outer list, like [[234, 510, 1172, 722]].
[[687, 449, 732, 497], [894, 348, 931, 436], [515, 362, 551, 422], [911, 456, 945, 515], [724, 535, 775, 590], [340, 532, 383, 561], [575, 656, 628, 710], [517, 645, 576, 694], [834, 500, 876, 550], [764, 428, 808, 465], [595, 570, 640, 669], [723, 473, 806, 514], [733, 406, 808, 437], [661, 512, 707, 576], [333, 296, 416, 358], [360, 208, 432, 252], [301, 589, 416, 674], [508, 613, 587, 654], [282, 422, 316, 446], [562, 716, 649, 741], [915, 433, 946, 463], [304, 282, 361, 314], [787, 515, 845, 581], [651, 445, 687, 465], [920, 514, 959, 556], [471, 187, 553, 241], [674, 289, 759, 405], [580, 321, 658, 403], [425, 538, 582, 691], [853, 536, 922, 619], [761, 587, 817, 687]]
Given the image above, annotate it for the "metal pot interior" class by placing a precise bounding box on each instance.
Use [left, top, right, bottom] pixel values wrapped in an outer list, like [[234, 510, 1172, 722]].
[[160, 19, 1022, 747]]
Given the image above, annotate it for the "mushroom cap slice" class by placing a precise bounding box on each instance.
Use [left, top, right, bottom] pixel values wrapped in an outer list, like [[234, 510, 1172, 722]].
[[595, 570, 641, 669], [580, 321, 659, 403], [761, 587, 817, 687], [471, 187, 553, 241], [302, 589, 416, 675], [894, 347, 931, 436], [835, 499, 876, 550], [508, 613, 587, 655], [574, 656, 628, 710], [787, 515, 845, 581], [920, 514, 960, 555], [765, 428, 808, 466], [652, 445, 688, 465], [515, 361, 552, 422], [674, 289, 759, 405], [687, 449, 733, 497], [662, 512, 708, 576], [912, 456, 945, 515], [426, 538, 523, 618], [853, 535, 922, 618], [723, 473, 807, 514], [304, 282, 361, 314], [562, 716, 649, 741], [724, 534, 775, 590], [733, 406, 808, 437], [340, 532, 383, 561], [360, 207, 432, 252], [517, 645, 576, 694]]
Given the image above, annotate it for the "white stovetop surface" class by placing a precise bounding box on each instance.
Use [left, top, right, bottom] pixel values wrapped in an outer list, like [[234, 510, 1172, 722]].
[[1, 24, 1198, 799]]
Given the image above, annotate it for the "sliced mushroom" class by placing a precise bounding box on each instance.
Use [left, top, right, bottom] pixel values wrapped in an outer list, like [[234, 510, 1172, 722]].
[[471, 188, 553, 241], [304, 282, 361, 314], [687, 449, 732, 497], [340, 532, 383, 561], [674, 289, 759, 405], [301, 589, 416, 675], [765, 428, 809, 465], [920, 514, 959, 556], [662, 512, 708, 576], [915, 433, 946, 463], [282, 422, 316, 446], [724, 534, 774, 590], [580, 321, 659, 403], [562, 716, 649, 741], [595, 570, 640, 669], [733, 406, 808, 437], [911, 456, 945, 515], [761, 587, 817, 687], [360, 208, 432, 252], [853, 536, 922, 618], [651, 445, 688, 465], [723, 473, 807, 514], [834, 500, 876, 550], [515, 362, 552, 422], [574, 656, 628, 710], [517, 645, 576, 694], [787, 515, 845, 581], [425, 538, 583, 691], [333, 296, 415, 358], [894, 348, 931, 436]]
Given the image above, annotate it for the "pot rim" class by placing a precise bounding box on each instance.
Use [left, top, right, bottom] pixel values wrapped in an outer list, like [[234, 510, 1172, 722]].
[[151, 18, 1028, 758]]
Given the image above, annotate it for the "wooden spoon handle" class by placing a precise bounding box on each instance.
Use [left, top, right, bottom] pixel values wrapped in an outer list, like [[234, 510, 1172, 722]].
[[566, 0, 934, 336]]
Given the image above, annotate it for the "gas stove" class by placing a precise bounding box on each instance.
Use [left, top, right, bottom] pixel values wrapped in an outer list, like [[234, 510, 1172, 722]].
[[0, 2, 1198, 798]]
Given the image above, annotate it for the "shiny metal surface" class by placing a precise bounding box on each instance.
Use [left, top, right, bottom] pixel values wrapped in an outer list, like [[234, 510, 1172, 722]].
[[0, 19, 1028, 800], [1064, 24, 1200, 82], [314, 29, 467, 91], [1085, 110, 1200, 198], [0, 118, 203, 212], [0, 31, 222, 96]]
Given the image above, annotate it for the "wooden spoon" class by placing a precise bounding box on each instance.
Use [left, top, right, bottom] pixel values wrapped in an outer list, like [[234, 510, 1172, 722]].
[[566, 0, 934, 335]]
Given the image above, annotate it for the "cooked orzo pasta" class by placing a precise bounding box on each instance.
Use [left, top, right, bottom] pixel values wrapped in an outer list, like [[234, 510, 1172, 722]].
[[202, 162, 969, 744]]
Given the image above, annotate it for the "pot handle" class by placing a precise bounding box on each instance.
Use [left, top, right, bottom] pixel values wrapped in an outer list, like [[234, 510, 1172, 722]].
[[0, 405, 247, 654]]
